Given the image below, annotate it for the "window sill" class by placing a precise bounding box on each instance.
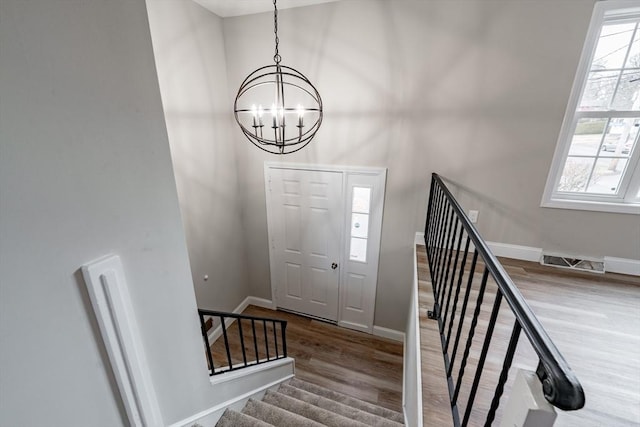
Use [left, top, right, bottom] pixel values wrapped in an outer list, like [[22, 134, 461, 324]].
[[541, 198, 640, 215]]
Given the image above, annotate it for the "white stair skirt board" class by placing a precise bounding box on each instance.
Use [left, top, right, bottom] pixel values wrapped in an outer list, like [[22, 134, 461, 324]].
[[403, 241, 423, 427], [206, 296, 275, 344], [414, 232, 640, 276], [81, 255, 163, 427], [169, 358, 295, 427]]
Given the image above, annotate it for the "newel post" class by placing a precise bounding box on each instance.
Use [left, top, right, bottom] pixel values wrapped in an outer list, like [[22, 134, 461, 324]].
[[500, 369, 557, 427]]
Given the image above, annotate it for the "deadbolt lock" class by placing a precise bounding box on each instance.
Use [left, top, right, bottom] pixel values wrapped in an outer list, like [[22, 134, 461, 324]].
[[331, 262, 338, 270]]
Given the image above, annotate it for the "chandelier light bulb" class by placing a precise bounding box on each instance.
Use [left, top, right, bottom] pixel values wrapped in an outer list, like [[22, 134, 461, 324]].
[[297, 104, 305, 127], [251, 104, 258, 127], [271, 104, 278, 128]]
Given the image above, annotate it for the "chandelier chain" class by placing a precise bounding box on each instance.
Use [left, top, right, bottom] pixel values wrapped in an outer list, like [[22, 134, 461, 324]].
[[273, 0, 281, 64]]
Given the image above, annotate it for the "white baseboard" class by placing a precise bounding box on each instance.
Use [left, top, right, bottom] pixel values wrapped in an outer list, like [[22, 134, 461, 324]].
[[238, 296, 275, 312], [206, 296, 275, 344], [415, 231, 639, 276], [604, 256, 640, 276], [373, 325, 405, 343], [486, 241, 543, 263]]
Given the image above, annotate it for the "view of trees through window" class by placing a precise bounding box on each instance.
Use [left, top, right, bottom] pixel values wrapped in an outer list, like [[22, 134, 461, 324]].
[[558, 19, 640, 195]]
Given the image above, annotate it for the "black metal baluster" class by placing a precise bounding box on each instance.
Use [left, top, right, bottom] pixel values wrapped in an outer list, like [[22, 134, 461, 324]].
[[438, 212, 457, 313], [436, 206, 454, 297], [452, 268, 489, 407], [429, 200, 449, 320], [432, 196, 446, 287], [195, 310, 293, 378], [428, 188, 444, 280], [237, 318, 248, 367], [220, 316, 233, 370], [440, 218, 461, 331], [445, 236, 471, 351], [462, 291, 503, 426], [485, 321, 522, 427], [433, 203, 451, 305], [200, 313, 215, 375], [273, 321, 279, 357], [263, 320, 270, 360], [447, 250, 479, 374], [429, 187, 443, 262], [425, 177, 435, 244], [281, 322, 288, 357], [251, 319, 259, 364]]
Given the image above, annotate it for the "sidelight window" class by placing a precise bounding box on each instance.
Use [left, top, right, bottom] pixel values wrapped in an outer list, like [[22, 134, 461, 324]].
[[349, 187, 371, 262]]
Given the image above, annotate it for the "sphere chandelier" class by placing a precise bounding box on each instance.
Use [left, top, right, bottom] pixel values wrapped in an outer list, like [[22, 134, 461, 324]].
[[233, 0, 323, 155]]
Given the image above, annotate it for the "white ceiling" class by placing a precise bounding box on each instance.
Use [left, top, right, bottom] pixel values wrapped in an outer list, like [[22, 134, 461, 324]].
[[192, 0, 342, 18]]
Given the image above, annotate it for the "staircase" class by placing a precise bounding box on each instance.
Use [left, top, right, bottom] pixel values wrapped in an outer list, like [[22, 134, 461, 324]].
[[216, 378, 404, 426]]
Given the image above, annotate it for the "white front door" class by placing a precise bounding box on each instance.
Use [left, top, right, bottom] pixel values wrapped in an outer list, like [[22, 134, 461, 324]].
[[267, 168, 343, 321]]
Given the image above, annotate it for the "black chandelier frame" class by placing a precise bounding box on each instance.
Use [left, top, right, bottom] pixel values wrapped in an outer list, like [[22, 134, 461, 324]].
[[233, 0, 323, 155]]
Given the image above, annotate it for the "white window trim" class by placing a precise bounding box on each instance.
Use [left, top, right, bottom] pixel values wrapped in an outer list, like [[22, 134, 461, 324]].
[[542, 0, 640, 215]]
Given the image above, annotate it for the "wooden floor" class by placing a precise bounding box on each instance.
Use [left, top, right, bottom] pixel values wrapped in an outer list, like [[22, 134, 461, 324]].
[[208, 305, 404, 412], [417, 244, 640, 427]]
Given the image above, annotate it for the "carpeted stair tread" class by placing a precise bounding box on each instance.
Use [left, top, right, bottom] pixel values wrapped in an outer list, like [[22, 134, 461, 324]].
[[216, 408, 274, 427], [262, 389, 369, 427], [242, 398, 325, 427], [277, 383, 403, 427], [288, 378, 404, 423]]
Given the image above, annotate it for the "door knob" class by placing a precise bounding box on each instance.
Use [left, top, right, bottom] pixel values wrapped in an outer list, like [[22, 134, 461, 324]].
[[331, 262, 338, 270]]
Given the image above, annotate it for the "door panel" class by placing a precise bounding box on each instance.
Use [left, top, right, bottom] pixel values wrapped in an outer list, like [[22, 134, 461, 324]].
[[345, 273, 366, 311], [285, 263, 302, 299], [269, 168, 343, 321], [338, 172, 386, 333], [283, 206, 302, 252]]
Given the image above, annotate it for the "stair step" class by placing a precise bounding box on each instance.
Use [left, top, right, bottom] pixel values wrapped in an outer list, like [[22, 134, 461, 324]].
[[262, 389, 368, 427], [277, 383, 403, 427], [216, 408, 274, 427], [288, 378, 404, 423], [242, 398, 325, 427]]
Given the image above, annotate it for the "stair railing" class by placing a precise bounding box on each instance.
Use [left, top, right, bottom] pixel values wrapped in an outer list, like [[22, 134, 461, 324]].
[[424, 173, 584, 426], [198, 309, 288, 376]]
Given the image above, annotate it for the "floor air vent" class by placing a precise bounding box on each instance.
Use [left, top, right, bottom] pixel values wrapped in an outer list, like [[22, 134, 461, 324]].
[[541, 254, 605, 273]]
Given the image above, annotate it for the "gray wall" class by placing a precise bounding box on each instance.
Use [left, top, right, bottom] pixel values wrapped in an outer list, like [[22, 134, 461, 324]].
[[146, 0, 250, 313], [222, 0, 640, 332], [0, 0, 239, 425]]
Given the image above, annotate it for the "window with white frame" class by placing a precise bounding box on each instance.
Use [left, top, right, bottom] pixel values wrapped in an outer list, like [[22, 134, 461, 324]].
[[543, 1, 640, 214]]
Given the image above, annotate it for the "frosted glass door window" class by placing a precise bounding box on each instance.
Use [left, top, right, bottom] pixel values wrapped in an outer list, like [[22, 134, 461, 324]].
[[349, 186, 372, 262], [352, 187, 371, 213], [351, 213, 369, 238], [350, 237, 368, 262]]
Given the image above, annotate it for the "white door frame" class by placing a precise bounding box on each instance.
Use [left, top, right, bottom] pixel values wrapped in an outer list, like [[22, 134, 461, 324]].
[[264, 162, 387, 333]]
